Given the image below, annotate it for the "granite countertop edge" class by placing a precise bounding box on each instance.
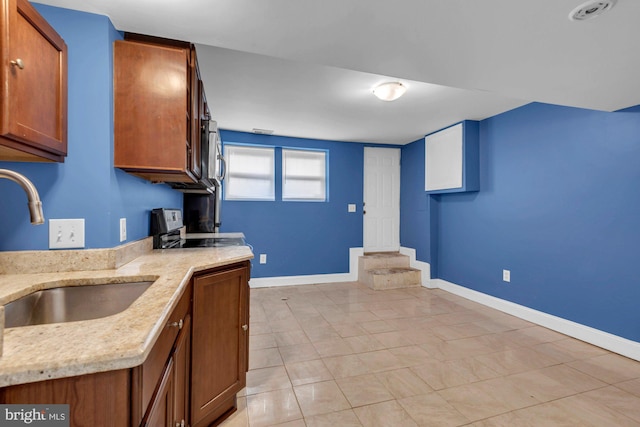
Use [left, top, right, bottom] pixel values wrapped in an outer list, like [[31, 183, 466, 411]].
[[0, 245, 253, 388]]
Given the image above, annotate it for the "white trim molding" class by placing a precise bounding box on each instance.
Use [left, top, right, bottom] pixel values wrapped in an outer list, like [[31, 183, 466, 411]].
[[250, 246, 433, 289], [249, 247, 363, 288], [246, 247, 640, 361], [250, 273, 354, 288], [433, 279, 640, 362], [399, 247, 433, 288], [349, 247, 364, 282]]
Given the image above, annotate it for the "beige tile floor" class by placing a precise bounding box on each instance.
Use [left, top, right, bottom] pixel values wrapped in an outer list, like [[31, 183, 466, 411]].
[[220, 282, 640, 426]]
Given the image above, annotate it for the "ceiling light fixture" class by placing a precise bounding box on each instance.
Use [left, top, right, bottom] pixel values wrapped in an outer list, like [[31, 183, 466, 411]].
[[373, 82, 407, 101], [569, 0, 617, 21]]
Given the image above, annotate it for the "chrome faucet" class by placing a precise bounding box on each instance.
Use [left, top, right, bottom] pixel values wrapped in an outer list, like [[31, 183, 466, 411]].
[[0, 169, 45, 224]]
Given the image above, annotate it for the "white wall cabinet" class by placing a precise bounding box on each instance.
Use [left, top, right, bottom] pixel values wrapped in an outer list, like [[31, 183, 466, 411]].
[[425, 120, 479, 194]]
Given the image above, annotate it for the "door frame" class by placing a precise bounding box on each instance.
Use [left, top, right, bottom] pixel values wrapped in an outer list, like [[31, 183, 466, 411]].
[[363, 147, 401, 253]]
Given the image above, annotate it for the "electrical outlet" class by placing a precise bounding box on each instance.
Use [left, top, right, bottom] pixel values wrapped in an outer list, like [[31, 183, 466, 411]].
[[259, 254, 267, 264], [503, 269, 511, 283], [49, 219, 85, 249], [119, 218, 127, 242]]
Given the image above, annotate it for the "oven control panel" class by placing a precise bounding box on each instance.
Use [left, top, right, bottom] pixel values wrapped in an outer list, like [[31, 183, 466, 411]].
[[151, 208, 183, 234]]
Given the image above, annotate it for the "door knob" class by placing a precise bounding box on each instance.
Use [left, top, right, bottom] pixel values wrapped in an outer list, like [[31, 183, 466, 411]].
[[10, 59, 24, 69]]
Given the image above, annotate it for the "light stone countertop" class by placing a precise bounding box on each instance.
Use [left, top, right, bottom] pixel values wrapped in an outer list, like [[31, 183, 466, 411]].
[[0, 243, 253, 387]]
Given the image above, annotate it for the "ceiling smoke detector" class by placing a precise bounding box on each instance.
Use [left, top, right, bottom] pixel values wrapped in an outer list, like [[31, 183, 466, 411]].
[[569, 0, 617, 21]]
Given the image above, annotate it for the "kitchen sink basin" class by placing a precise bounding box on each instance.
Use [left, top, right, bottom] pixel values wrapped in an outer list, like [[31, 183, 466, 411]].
[[4, 281, 154, 328]]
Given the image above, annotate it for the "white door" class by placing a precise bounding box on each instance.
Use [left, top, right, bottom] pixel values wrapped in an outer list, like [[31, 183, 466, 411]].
[[363, 147, 401, 253]]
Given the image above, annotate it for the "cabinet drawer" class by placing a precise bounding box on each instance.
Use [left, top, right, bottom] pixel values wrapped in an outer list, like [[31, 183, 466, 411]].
[[132, 285, 191, 425]]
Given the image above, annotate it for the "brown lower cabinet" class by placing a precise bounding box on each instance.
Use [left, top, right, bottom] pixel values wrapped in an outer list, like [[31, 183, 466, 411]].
[[173, 314, 191, 427], [191, 263, 249, 427], [140, 314, 191, 427], [0, 261, 250, 427]]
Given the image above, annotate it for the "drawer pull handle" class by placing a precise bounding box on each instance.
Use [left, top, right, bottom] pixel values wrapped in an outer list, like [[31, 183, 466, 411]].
[[10, 58, 24, 69], [242, 324, 248, 332], [168, 319, 183, 329]]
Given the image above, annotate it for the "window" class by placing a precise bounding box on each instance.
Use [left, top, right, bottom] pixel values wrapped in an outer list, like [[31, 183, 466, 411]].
[[224, 145, 275, 200], [282, 149, 327, 201]]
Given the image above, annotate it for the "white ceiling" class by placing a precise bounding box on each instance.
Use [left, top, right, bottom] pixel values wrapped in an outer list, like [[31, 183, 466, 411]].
[[35, 0, 640, 144]]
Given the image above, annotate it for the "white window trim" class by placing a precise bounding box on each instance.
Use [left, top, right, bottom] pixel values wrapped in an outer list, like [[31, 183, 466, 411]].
[[282, 148, 327, 202], [224, 144, 275, 201]]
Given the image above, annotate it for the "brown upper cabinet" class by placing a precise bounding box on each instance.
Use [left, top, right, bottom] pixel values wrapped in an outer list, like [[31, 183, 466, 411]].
[[114, 33, 206, 184], [0, 0, 68, 162]]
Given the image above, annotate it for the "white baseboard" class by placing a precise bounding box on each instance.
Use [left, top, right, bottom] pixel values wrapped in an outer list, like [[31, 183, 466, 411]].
[[349, 247, 364, 282], [399, 247, 433, 288], [246, 247, 640, 361], [250, 273, 354, 288], [249, 247, 362, 288], [433, 278, 640, 362], [249, 246, 433, 289]]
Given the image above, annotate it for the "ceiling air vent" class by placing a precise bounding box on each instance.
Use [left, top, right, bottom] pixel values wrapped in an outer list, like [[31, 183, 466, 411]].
[[569, 0, 617, 21], [252, 128, 274, 135]]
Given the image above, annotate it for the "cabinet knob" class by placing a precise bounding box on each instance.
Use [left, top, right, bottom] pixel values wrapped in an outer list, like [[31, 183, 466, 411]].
[[168, 319, 184, 329], [10, 59, 24, 69], [242, 324, 248, 331]]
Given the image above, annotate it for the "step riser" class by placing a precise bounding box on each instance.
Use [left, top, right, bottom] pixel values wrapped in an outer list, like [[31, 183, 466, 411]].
[[363, 269, 422, 290], [358, 253, 422, 290], [359, 254, 411, 271]]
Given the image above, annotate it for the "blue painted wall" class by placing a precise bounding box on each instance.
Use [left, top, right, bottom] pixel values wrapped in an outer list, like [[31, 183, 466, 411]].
[[399, 137, 432, 262], [0, 5, 181, 251], [618, 105, 640, 113], [402, 102, 640, 341], [219, 130, 365, 278], [4, 5, 638, 345]]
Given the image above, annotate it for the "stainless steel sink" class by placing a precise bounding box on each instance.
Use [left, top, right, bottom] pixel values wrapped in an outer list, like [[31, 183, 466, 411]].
[[4, 281, 154, 328]]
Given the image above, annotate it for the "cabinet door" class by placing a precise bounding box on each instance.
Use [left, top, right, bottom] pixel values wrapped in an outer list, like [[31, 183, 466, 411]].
[[0, 0, 67, 162], [244, 275, 250, 373], [113, 40, 193, 182], [173, 314, 191, 427], [131, 284, 191, 426], [0, 370, 130, 426], [424, 120, 479, 194], [188, 46, 202, 180], [142, 358, 175, 427], [191, 264, 248, 427], [425, 123, 463, 191]]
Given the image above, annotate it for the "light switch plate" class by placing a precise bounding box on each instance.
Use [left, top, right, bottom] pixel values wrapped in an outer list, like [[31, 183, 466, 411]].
[[503, 269, 511, 283], [119, 218, 127, 242], [348, 204, 356, 213], [49, 219, 85, 249]]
